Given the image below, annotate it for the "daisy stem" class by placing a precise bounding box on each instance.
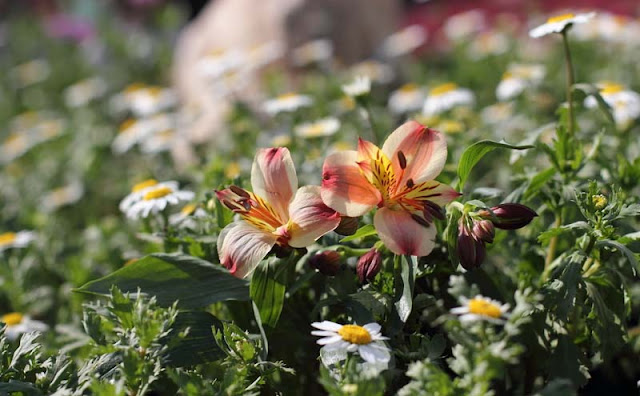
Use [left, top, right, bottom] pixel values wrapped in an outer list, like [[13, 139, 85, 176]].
[[561, 30, 575, 139], [542, 213, 562, 281], [363, 101, 381, 144]]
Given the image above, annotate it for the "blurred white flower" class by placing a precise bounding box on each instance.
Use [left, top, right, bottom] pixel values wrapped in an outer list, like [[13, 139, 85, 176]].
[[295, 117, 340, 139], [380, 25, 427, 58], [342, 76, 371, 98], [443, 10, 486, 42], [388, 83, 426, 114], [63, 77, 108, 108], [126, 184, 194, 219], [467, 31, 510, 60], [496, 64, 546, 101], [10, 59, 50, 87], [291, 39, 333, 67], [584, 82, 640, 129], [263, 93, 313, 116], [350, 60, 394, 84], [41, 182, 84, 212], [529, 12, 596, 38], [113, 83, 177, 118], [0, 231, 36, 252], [450, 295, 510, 324], [169, 203, 207, 229], [197, 48, 245, 80], [423, 82, 474, 116], [1, 313, 48, 340], [311, 321, 390, 365]]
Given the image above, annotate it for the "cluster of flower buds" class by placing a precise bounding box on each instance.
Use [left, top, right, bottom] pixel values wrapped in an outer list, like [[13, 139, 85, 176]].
[[457, 203, 537, 270], [356, 248, 383, 283]]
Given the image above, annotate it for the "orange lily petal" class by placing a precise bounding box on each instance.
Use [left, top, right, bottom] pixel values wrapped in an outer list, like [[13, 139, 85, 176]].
[[251, 147, 298, 222], [374, 207, 436, 256], [381, 120, 448, 187], [394, 180, 461, 208], [321, 150, 381, 217], [287, 186, 341, 248], [217, 221, 277, 278]]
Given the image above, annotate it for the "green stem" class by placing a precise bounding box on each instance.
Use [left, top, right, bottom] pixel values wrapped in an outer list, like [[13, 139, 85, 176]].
[[361, 100, 380, 144], [543, 213, 562, 281], [562, 30, 576, 138]]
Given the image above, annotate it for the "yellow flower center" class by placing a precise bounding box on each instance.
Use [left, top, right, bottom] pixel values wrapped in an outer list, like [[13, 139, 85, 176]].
[[181, 203, 197, 215], [146, 86, 163, 97], [338, 325, 372, 345], [143, 186, 173, 200], [119, 118, 137, 133], [546, 13, 575, 24], [225, 162, 241, 179], [502, 71, 513, 80], [600, 83, 624, 95], [302, 123, 326, 137], [124, 83, 146, 94], [277, 92, 298, 101], [592, 194, 607, 209], [0, 232, 17, 246], [468, 298, 502, 318], [1, 312, 24, 326], [430, 82, 458, 96], [399, 83, 419, 93], [439, 120, 464, 134], [132, 179, 158, 192]]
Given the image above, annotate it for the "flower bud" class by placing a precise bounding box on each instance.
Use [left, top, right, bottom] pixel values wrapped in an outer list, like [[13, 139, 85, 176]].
[[472, 219, 494, 243], [308, 250, 341, 276], [357, 248, 383, 283], [334, 216, 359, 236], [482, 203, 537, 230], [457, 222, 486, 270]]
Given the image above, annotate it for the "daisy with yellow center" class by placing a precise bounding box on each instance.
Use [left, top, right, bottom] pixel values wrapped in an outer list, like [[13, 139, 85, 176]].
[[423, 82, 474, 116], [450, 295, 510, 324], [388, 83, 426, 114], [350, 60, 394, 84], [1, 312, 48, 340], [529, 12, 596, 38], [496, 64, 546, 101], [63, 77, 107, 108], [169, 203, 207, 228], [263, 92, 313, 116], [117, 83, 177, 118], [0, 231, 36, 252], [584, 81, 640, 129], [126, 183, 195, 220], [311, 321, 390, 365], [295, 117, 341, 139], [342, 76, 371, 99], [41, 182, 84, 212], [119, 179, 180, 213]]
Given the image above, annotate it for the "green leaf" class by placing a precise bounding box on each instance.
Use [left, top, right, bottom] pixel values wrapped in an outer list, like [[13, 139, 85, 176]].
[[163, 311, 224, 367], [524, 167, 556, 200], [394, 255, 417, 322], [340, 224, 377, 242], [457, 140, 533, 189], [250, 259, 286, 327], [75, 253, 249, 308], [0, 381, 43, 396], [596, 239, 639, 273]]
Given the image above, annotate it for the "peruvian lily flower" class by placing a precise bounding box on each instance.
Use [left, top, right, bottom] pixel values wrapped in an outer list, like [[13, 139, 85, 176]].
[[216, 147, 341, 278], [321, 121, 459, 256]]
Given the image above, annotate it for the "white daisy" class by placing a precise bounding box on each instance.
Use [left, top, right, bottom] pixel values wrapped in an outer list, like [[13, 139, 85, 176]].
[[388, 83, 426, 114], [126, 184, 194, 219], [294, 117, 340, 138], [311, 321, 390, 364], [41, 182, 84, 212], [291, 39, 333, 67], [496, 64, 546, 101], [140, 129, 176, 154], [342, 76, 371, 98], [112, 114, 174, 154], [0, 134, 33, 164], [169, 203, 207, 228], [584, 82, 640, 129], [450, 295, 510, 324], [350, 61, 394, 84], [197, 48, 245, 80], [0, 231, 36, 252], [10, 59, 50, 87], [1, 312, 49, 341], [379, 25, 427, 58], [63, 77, 108, 108], [443, 10, 486, 42], [529, 12, 596, 38], [467, 31, 510, 60], [114, 83, 177, 118], [422, 82, 475, 116], [263, 93, 313, 116], [119, 179, 179, 213]]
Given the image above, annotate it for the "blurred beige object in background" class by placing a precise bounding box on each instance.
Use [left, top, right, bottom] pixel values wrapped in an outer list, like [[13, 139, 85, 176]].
[[172, 0, 400, 153]]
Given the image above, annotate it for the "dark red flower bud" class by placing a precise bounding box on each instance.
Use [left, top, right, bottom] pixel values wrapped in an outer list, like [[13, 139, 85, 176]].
[[482, 203, 538, 230], [357, 248, 383, 283], [472, 219, 495, 243], [308, 250, 341, 276], [457, 222, 486, 270], [334, 216, 359, 236]]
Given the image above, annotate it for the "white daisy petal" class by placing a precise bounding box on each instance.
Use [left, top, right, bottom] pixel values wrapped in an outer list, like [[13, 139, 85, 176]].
[[317, 335, 343, 345], [363, 323, 381, 334], [311, 321, 343, 332]]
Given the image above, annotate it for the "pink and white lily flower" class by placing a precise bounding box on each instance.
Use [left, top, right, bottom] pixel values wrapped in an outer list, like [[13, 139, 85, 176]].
[[321, 121, 459, 256], [216, 147, 341, 278]]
